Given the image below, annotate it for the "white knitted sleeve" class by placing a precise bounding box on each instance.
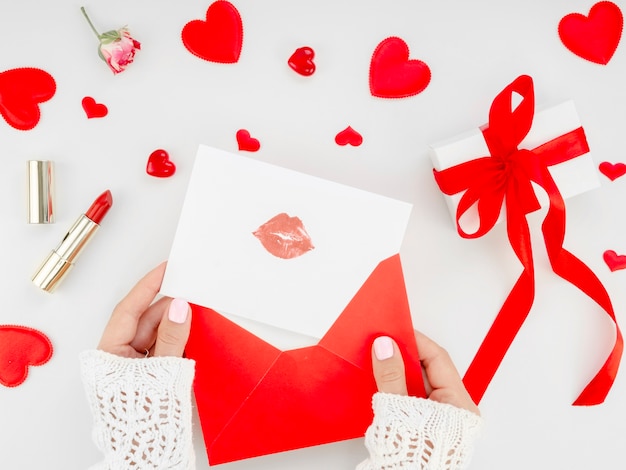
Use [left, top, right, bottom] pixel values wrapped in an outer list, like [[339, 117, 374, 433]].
[[79, 350, 196, 470], [356, 392, 483, 470]]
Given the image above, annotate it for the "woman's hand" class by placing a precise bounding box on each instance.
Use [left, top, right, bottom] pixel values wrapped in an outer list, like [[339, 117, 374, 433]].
[[97, 262, 192, 358], [371, 331, 480, 415]]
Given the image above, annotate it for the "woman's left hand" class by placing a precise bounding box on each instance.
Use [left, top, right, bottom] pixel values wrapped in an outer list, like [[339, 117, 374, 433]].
[[97, 262, 192, 358]]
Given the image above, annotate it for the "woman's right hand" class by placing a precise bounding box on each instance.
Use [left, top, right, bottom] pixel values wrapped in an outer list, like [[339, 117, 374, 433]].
[[371, 331, 480, 415]]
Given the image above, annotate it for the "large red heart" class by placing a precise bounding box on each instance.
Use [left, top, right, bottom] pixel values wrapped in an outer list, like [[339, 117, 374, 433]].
[[181, 1, 243, 63], [599, 161, 626, 180], [146, 149, 176, 177], [81, 96, 108, 119], [0, 68, 56, 130], [0, 325, 53, 387], [604, 250, 626, 271], [236, 129, 260, 152], [558, 1, 623, 65], [369, 36, 431, 98]]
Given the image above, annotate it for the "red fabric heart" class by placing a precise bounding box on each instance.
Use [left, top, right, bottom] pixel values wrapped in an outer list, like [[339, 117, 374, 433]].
[[0, 68, 56, 130], [0, 325, 53, 387], [599, 161, 626, 180], [604, 250, 626, 271], [181, 1, 243, 63], [236, 129, 260, 152], [288, 46, 316, 76], [82, 96, 108, 119], [369, 36, 431, 98], [335, 126, 363, 147], [558, 1, 623, 65], [146, 149, 176, 177]]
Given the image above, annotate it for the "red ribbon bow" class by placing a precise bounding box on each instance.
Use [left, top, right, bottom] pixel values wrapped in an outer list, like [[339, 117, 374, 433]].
[[434, 75, 622, 406]]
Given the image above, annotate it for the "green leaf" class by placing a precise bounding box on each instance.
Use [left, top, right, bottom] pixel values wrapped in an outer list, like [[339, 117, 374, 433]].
[[100, 30, 120, 43]]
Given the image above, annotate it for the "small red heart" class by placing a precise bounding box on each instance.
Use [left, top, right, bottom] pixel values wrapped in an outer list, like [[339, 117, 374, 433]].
[[182, 1, 243, 63], [0, 67, 56, 130], [288, 47, 316, 76], [603, 250, 626, 272], [82, 96, 108, 119], [146, 149, 176, 177], [236, 129, 260, 152], [335, 126, 363, 147], [0, 325, 53, 387], [369, 37, 431, 99], [599, 161, 626, 181], [558, 1, 623, 65]]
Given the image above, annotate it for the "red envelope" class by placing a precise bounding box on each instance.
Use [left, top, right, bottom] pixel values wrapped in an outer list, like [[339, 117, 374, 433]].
[[186, 254, 425, 465]]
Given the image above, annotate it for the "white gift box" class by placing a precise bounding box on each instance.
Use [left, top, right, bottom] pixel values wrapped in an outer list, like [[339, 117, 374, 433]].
[[429, 100, 600, 232]]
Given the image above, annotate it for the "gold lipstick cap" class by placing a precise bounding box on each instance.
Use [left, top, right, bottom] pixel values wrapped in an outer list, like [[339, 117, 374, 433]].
[[27, 160, 55, 224]]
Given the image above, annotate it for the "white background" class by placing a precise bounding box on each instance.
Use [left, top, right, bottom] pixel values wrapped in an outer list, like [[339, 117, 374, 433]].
[[0, 1, 625, 469]]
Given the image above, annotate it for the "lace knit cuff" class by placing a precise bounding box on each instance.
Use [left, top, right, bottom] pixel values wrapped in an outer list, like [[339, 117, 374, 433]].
[[357, 392, 483, 470], [80, 350, 196, 470]]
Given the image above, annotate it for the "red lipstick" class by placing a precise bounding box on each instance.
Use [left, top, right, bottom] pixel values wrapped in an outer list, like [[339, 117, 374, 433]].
[[32, 190, 113, 292]]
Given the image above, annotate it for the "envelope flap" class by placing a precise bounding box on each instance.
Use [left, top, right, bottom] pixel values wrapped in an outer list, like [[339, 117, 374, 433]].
[[319, 254, 426, 397], [208, 346, 374, 464], [187, 304, 281, 441]]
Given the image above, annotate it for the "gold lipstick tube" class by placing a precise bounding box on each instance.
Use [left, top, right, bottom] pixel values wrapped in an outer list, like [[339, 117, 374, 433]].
[[31, 215, 99, 292]]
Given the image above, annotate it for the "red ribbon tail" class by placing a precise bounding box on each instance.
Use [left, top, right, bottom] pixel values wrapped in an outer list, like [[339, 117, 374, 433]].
[[463, 270, 534, 404], [548, 247, 623, 405]]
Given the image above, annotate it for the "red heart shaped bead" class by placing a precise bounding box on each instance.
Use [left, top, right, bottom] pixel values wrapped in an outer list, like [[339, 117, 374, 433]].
[[558, 1, 623, 65], [0, 67, 56, 130], [603, 250, 626, 272], [82, 96, 108, 119], [182, 1, 243, 63], [369, 36, 431, 99], [0, 325, 53, 387], [146, 149, 176, 177], [599, 161, 626, 181], [288, 47, 316, 76], [335, 126, 363, 147], [236, 129, 260, 152]]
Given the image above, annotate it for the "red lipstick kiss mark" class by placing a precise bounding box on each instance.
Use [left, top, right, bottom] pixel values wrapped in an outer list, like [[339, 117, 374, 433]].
[[0, 325, 53, 388], [604, 250, 626, 271], [253, 213, 314, 259], [181, 1, 243, 63], [558, 1, 623, 65], [599, 161, 626, 181], [82, 96, 108, 119], [147, 149, 176, 177], [0, 67, 56, 130], [236, 129, 260, 152], [369, 36, 431, 99], [288, 46, 316, 76], [335, 126, 363, 147]]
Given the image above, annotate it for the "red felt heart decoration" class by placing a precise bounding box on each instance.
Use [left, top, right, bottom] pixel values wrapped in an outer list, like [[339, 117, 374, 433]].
[[146, 149, 176, 177], [82, 96, 108, 119], [0, 325, 53, 387], [599, 161, 626, 180], [181, 1, 243, 63], [236, 129, 260, 152], [558, 1, 623, 65], [369, 36, 431, 99], [335, 126, 363, 147], [604, 250, 626, 271], [288, 47, 316, 76], [0, 67, 56, 130]]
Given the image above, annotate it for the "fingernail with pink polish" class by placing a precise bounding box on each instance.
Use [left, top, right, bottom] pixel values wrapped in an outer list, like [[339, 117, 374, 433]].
[[374, 336, 394, 360], [168, 298, 189, 324]]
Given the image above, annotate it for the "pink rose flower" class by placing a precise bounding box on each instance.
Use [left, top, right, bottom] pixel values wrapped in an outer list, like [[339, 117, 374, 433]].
[[81, 7, 141, 74]]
